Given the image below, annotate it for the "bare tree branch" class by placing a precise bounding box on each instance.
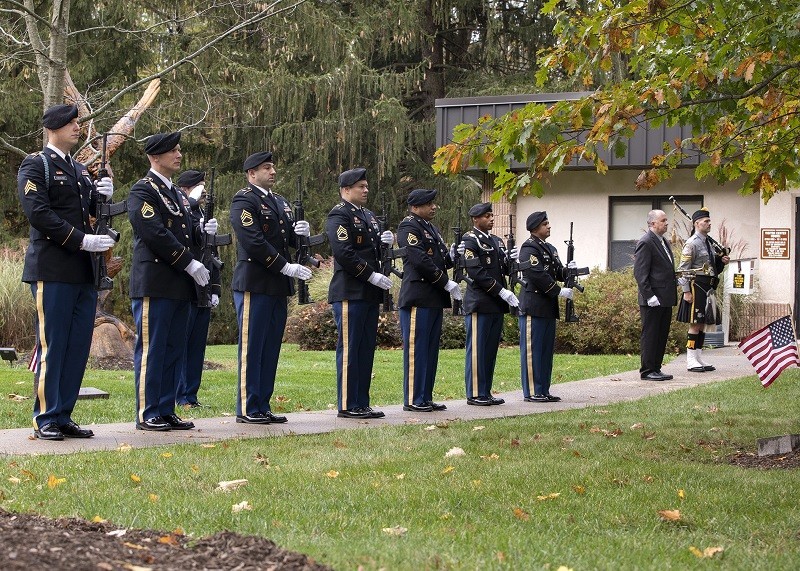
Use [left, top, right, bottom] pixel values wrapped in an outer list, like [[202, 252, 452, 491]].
[[0, 1, 52, 27]]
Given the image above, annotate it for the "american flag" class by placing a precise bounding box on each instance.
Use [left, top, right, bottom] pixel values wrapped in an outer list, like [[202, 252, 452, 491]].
[[738, 315, 799, 387]]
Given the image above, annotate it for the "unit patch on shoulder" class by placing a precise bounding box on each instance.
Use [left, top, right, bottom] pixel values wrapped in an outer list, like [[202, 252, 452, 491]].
[[141, 202, 155, 219], [241, 210, 254, 227], [23, 180, 36, 195], [407, 233, 419, 246], [337, 225, 349, 241], [530, 254, 539, 266]]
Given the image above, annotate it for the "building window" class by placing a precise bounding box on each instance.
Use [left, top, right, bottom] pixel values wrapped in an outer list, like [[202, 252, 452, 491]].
[[609, 195, 703, 270]]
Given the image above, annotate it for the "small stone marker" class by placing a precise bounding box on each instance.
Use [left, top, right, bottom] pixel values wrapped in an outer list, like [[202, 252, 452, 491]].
[[78, 387, 109, 400], [757, 434, 800, 457]]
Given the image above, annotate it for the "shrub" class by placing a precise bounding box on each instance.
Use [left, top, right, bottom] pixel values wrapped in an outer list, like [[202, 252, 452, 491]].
[[0, 246, 36, 350]]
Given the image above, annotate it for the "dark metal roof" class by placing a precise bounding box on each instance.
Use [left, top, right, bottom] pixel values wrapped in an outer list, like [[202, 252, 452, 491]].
[[435, 93, 700, 171]]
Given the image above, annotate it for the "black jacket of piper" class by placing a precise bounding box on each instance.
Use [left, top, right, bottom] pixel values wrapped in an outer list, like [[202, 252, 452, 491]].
[[128, 170, 202, 300], [518, 235, 566, 319], [462, 228, 511, 315], [396, 214, 453, 309], [326, 201, 383, 304], [17, 148, 98, 284], [229, 184, 298, 296]]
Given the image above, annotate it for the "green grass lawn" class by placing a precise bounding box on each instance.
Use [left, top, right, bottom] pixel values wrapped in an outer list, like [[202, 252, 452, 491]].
[[0, 369, 798, 569], [0, 344, 640, 428]]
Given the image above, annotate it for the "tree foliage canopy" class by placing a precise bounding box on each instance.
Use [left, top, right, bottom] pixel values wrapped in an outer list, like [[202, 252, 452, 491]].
[[433, 0, 800, 203]]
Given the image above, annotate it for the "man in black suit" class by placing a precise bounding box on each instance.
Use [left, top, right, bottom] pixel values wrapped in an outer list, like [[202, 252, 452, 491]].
[[17, 104, 115, 440], [128, 132, 217, 431], [633, 209, 678, 381]]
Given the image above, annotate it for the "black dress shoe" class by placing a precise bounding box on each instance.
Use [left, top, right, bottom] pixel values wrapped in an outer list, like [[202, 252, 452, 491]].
[[337, 409, 370, 419], [59, 421, 94, 438], [136, 417, 171, 431], [426, 401, 447, 411], [403, 403, 433, 412], [236, 413, 271, 424], [361, 406, 385, 418], [263, 411, 288, 424], [655, 371, 674, 380], [524, 394, 550, 403], [687, 366, 706, 373], [545, 394, 562, 402], [488, 396, 505, 405], [642, 372, 669, 381], [34, 423, 64, 441], [467, 397, 492, 406], [703, 365, 716, 371], [163, 414, 195, 430]]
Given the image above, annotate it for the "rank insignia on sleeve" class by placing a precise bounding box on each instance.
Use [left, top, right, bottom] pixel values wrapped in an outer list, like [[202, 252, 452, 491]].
[[23, 180, 37, 195], [464, 250, 474, 259], [337, 225, 349, 241], [241, 210, 254, 227], [530, 255, 539, 266], [407, 233, 419, 245], [141, 202, 155, 219]]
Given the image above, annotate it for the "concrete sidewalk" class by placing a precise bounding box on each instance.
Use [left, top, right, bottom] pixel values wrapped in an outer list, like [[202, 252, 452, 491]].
[[0, 345, 753, 456]]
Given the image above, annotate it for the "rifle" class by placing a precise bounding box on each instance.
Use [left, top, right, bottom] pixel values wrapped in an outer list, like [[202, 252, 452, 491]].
[[668, 196, 730, 257], [563, 222, 590, 323], [293, 176, 325, 305], [450, 206, 474, 316], [92, 133, 127, 291], [505, 214, 525, 316], [196, 168, 225, 308], [377, 189, 405, 312]]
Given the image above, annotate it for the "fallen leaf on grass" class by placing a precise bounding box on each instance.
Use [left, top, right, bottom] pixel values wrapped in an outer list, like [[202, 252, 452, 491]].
[[92, 515, 107, 523], [630, 422, 644, 430], [254, 454, 269, 466], [658, 509, 681, 522], [677, 489, 686, 500], [496, 552, 506, 562], [382, 525, 408, 536], [158, 534, 180, 546], [510, 438, 520, 447], [556, 567, 575, 571], [160, 452, 173, 459], [275, 395, 291, 403], [117, 443, 132, 452], [7, 393, 30, 401], [215, 479, 248, 492], [707, 405, 719, 414], [326, 470, 339, 478], [148, 494, 159, 503], [689, 545, 724, 558], [107, 529, 127, 537], [394, 473, 405, 480], [424, 425, 437, 431], [7, 477, 20, 485], [642, 432, 656, 440], [594, 409, 609, 414], [201, 443, 216, 448], [333, 439, 347, 448], [512, 507, 530, 521], [445, 447, 466, 457], [480, 453, 500, 460], [130, 474, 141, 484], [537, 493, 560, 501], [47, 474, 66, 489], [191, 465, 200, 473], [572, 485, 586, 495], [232, 501, 252, 513], [473, 426, 485, 431], [441, 465, 455, 475], [121, 542, 147, 550]]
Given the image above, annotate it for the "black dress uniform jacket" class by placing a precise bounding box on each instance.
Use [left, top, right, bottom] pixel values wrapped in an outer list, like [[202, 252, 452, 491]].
[[17, 149, 98, 284], [518, 236, 566, 319], [128, 171, 202, 300], [462, 229, 511, 314], [396, 214, 453, 309], [229, 184, 298, 296], [326, 201, 383, 304]]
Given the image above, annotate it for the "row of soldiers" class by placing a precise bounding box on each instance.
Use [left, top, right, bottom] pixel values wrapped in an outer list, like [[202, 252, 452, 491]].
[[17, 104, 583, 440]]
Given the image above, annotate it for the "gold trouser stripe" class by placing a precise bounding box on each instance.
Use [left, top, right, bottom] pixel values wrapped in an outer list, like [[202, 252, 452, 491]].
[[470, 313, 479, 396], [137, 298, 150, 423], [525, 316, 535, 395], [34, 282, 47, 430], [239, 292, 250, 416], [341, 300, 349, 409], [690, 281, 697, 318], [408, 307, 417, 405]]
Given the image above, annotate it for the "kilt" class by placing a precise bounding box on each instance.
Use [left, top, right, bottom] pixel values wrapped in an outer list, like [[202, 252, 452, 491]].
[[676, 275, 721, 326]]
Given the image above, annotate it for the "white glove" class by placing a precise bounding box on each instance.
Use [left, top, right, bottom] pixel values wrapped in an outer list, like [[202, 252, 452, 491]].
[[445, 280, 463, 301], [211, 294, 220, 308], [81, 234, 115, 252], [368, 272, 393, 290], [185, 260, 210, 286], [380, 230, 394, 245], [457, 241, 466, 255], [567, 260, 577, 269], [294, 220, 311, 237], [558, 287, 574, 300], [189, 183, 204, 201], [203, 217, 218, 236], [280, 262, 312, 280], [647, 295, 660, 307], [509, 247, 518, 260], [499, 288, 519, 308], [95, 177, 113, 198]]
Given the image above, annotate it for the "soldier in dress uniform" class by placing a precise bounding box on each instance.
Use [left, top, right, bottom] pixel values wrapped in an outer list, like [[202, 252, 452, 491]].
[[128, 132, 218, 431], [17, 104, 115, 440], [396, 188, 462, 412], [175, 170, 220, 408], [461, 202, 518, 406], [676, 207, 729, 372], [229, 152, 312, 424], [326, 167, 394, 419], [518, 211, 575, 402]]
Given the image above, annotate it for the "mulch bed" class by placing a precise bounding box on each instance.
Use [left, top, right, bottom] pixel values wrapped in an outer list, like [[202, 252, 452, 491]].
[[726, 448, 800, 469], [0, 508, 332, 570]]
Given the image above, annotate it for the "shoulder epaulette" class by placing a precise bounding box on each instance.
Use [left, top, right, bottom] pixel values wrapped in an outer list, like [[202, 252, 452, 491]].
[[234, 188, 251, 196]]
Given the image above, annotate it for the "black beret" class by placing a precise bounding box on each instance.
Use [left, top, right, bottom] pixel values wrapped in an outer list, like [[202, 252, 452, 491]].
[[692, 207, 710, 222], [177, 170, 205, 188], [42, 104, 78, 130], [526, 211, 547, 231], [338, 167, 367, 188], [468, 202, 492, 218], [243, 151, 273, 172], [407, 188, 437, 206], [144, 132, 181, 155]]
